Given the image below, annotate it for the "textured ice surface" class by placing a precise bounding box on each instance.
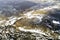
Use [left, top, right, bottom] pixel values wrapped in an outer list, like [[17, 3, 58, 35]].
[[0, 0, 60, 40]]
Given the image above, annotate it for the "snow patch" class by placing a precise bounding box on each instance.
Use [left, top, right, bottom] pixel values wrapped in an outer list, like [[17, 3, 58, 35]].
[[52, 20, 60, 24], [18, 27, 48, 36]]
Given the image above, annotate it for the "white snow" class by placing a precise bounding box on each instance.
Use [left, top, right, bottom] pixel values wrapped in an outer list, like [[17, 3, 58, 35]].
[[24, 10, 44, 23], [5, 16, 23, 26], [52, 20, 60, 24], [24, 11, 34, 18], [5, 17, 17, 25], [39, 5, 60, 11], [18, 27, 48, 36]]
